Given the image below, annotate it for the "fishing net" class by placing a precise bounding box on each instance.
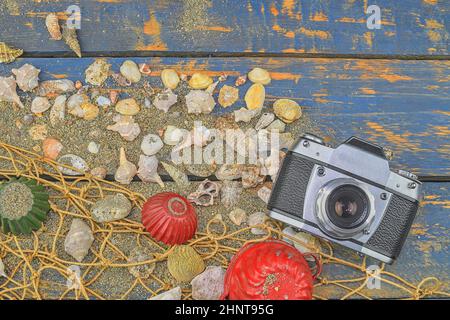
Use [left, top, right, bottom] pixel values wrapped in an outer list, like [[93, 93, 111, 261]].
[[0, 140, 448, 300]]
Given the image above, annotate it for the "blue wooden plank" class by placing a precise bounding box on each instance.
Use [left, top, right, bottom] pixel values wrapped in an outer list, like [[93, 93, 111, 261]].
[[0, 0, 448, 56]]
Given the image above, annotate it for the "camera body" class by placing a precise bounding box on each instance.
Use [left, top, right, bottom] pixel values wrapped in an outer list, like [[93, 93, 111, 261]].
[[268, 134, 421, 264]]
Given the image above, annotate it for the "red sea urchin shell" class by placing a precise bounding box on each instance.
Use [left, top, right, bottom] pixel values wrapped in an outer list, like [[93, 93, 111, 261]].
[[141, 192, 197, 245], [221, 240, 317, 300]]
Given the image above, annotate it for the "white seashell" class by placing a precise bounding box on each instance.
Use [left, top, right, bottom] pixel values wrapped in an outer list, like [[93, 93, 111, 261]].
[[96, 96, 111, 108], [191, 266, 225, 300], [185, 90, 215, 114], [137, 155, 164, 187], [58, 154, 90, 175], [248, 67, 271, 85], [85, 59, 110, 86], [150, 287, 182, 300], [255, 112, 275, 130], [45, 13, 62, 40], [153, 88, 177, 113], [163, 125, 189, 146], [266, 119, 286, 132], [64, 219, 94, 262], [257, 186, 272, 204], [141, 133, 163, 155], [234, 107, 261, 123], [90, 167, 107, 179], [107, 114, 141, 142], [172, 125, 212, 153], [242, 165, 265, 189], [11, 64, 40, 92], [67, 93, 89, 117], [87, 141, 99, 154], [38, 79, 75, 96], [31, 97, 51, 114], [127, 247, 156, 279], [248, 212, 268, 235], [114, 148, 137, 185], [0, 76, 24, 108], [0, 257, 6, 278], [220, 180, 242, 208], [187, 179, 220, 206], [161, 69, 180, 89], [115, 98, 140, 116], [91, 193, 132, 222], [228, 208, 247, 226], [120, 60, 141, 83], [50, 95, 66, 126]]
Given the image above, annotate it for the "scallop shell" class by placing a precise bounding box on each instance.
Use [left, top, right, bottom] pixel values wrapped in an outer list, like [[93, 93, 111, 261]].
[[191, 266, 225, 300], [62, 26, 82, 58], [220, 180, 242, 208], [218, 85, 239, 108], [228, 208, 247, 226], [115, 98, 140, 116], [127, 247, 156, 279], [64, 219, 94, 262], [163, 126, 188, 145], [42, 137, 63, 160], [11, 64, 40, 92], [150, 287, 182, 300], [167, 245, 205, 282], [161, 161, 189, 189], [273, 99, 302, 123], [137, 155, 164, 187], [245, 83, 265, 110], [185, 90, 215, 114], [234, 107, 261, 123], [31, 97, 51, 114], [85, 59, 111, 86], [38, 79, 75, 96], [248, 212, 268, 235], [58, 154, 90, 175], [114, 148, 137, 184], [45, 13, 62, 40], [188, 73, 213, 89], [248, 67, 271, 85], [107, 114, 141, 142], [91, 167, 107, 179], [0, 42, 23, 64], [0, 76, 25, 108], [161, 69, 180, 89], [153, 89, 178, 113], [91, 193, 132, 223], [141, 133, 163, 156], [120, 60, 141, 83], [255, 112, 275, 130]]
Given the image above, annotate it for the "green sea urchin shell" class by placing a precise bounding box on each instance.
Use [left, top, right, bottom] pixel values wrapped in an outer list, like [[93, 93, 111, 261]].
[[0, 178, 50, 235]]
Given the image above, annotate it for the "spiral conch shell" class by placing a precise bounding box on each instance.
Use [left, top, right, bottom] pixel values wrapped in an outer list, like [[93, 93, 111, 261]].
[[62, 26, 82, 58], [11, 64, 41, 92], [115, 147, 137, 184], [45, 13, 62, 40], [188, 73, 213, 89], [167, 245, 205, 282], [245, 83, 265, 110], [0, 76, 25, 108], [248, 67, 271, 85], [137, 155, 164, 187], [0, 42, 23, 64], [64, 218, 94, 262]]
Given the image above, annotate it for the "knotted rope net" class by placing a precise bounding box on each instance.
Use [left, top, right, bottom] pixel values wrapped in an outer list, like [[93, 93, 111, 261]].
[[0, 140, 448, 300]]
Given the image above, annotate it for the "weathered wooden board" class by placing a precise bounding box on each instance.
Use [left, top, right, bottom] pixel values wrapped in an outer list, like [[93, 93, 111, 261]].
[[1, 57, 448, 176], [0, 0, 448, 56]]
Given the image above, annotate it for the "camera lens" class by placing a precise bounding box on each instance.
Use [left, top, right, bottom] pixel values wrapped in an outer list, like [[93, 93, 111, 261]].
[[325, 184, 370, 230]]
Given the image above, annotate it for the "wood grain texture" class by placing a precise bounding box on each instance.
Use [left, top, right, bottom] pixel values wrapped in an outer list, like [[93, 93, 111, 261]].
[[0, 0, 448, 56], [1, 56, 448, 176]]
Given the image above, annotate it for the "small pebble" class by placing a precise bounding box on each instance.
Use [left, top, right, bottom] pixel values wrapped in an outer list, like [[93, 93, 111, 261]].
[[91, 193, 132, 223], [87, 141, 99, 154]]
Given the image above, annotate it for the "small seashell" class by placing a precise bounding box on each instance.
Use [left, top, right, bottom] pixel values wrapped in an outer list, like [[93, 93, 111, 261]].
[[293, 232, 321, 254], [49, 95, 66, 125], [141, 133, 163, 155], [228, 208, 247, 226], [185, 90, 216, 114], [150, 287, 182, 300], [137, 155, 164, 187], [58, 154, 89, 175], [257, 186, 272, 204], [111, 73, 131, 86], [107, 114, 141, 142], [172, 125, 212, 153], [273, 99, 302, 123], [248, 212, 268, 235], [161, 162, 189, 188], [163, 125, 189, 146], [255, 112, 275, 130], [120, 60, 141, 83], [75, 80, 83, 90], [0, 258, 6, 278], [11, 64, 40, 92], [234, 107, 261, 123], [206, 81, 219, 94], [64, 219, 94, 262], [218, 85, 239, 108], [85, 59, 111, 86], [127, 247, 156, 279], [96, 96, 111, 108], [218, 73, 228, 82], [220, 180, 242, 208], [188, 73, 213, 89], [187, 179, 220, 207], [191, 266, 225, 300], [45, 13, 62, 40], [0, 76, 25, 108], [216, 164, 243, 180], [28, 124, 48, 141], [81, 102, 99, 120], [242, 165, 265, 189], [62, 26, 82, 58], [87, 141, 99, 154], [90, 167, 107, 179], [235, 75, 247, 86], [38, 79, 75, 96], [31, 97, 51, 114], [167, 245, 205, 282], [161, 69, 180, 89], [23, 114, 34, 125], [0, 42, 23, 64], [245, 83, 265, 110], [153, 89, 178, 113], [91, 193, 132, 222], [139, 63, 152, 75], [266, 119, 286, 132], [114, 148, 137, 185], [42, 138, 63, 160], [180, 73, 188, 81], [115, 98, 140, 116], [248, 67, 271, 85], [67, 93, 89, 117]]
